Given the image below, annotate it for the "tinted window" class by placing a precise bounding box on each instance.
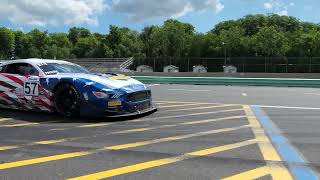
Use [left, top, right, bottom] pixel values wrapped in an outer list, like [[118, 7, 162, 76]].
[[37, 63, 90, 74], [5, 63, 39, 76]]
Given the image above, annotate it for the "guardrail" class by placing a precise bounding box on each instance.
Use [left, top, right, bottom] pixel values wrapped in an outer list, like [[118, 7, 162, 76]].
[[132, 76, 320, 88]]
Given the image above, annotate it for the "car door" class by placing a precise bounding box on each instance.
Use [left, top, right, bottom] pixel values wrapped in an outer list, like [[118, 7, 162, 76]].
[[1, 63, 40, 110], [0, 64, 13, 107]]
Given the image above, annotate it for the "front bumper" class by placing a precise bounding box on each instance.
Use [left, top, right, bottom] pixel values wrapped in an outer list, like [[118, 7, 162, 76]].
[[104, 105, 157, 118]]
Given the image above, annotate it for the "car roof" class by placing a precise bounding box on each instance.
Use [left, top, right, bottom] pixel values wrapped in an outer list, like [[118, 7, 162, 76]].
[[0, 59, 70, 66]]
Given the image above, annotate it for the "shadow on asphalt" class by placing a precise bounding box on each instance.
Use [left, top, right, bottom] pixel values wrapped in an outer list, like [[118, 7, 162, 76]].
[[0, 108, 157, 124]]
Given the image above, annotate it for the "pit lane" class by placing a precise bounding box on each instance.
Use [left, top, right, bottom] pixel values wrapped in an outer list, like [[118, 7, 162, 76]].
[[0, 84, 320, 180]]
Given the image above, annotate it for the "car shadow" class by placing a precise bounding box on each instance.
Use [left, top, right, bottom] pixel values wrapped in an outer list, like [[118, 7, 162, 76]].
[[0, 108, 157, 124]]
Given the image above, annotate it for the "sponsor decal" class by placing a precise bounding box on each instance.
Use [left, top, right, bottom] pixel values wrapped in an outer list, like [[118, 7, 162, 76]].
[[109, 76, 129, 80]]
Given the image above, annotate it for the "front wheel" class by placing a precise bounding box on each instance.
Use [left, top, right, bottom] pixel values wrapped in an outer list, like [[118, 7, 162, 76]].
[[54, 83, 80, 117]]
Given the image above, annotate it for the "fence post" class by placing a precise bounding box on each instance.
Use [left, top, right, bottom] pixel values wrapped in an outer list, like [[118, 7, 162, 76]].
[[309, 57, 312, 73], [187, 58, 190, 72], [153, 58, 156, 72], [285, 57, 288, 73], [264, 57, 267, 73]]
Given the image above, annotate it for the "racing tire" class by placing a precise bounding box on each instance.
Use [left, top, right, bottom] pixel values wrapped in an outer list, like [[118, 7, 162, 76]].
[[54, 83, 81, 117]]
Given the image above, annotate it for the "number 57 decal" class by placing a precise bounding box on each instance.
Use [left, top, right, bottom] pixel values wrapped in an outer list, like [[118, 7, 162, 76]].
[[24, 82, 39, 96]]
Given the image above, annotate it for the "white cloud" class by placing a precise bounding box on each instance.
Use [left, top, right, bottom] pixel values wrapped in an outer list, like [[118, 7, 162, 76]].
[[0, 0, 107, 27], [277, 10, 288, 16], [264, 2, 273, 9], [263, 0, 293, 16], [111, 0, 224, 21]]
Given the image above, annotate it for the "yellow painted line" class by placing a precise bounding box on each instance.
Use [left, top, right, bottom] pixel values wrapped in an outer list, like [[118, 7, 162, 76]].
[[0, 137, 80, 151], [0, 115, 243, 152], [67, 139, 255, 180], [50, 128, 66, 131], [159, 103, 205, 108], [35, 139, 67, 145], [243, 105, 281, 161], [112, 115, 245, 135], [182, 115, 246, 125], [77, 123, 113, 128], [0, 151, 91, 170], [111, 128, 153, 134], [242, 105, 293, 180], [132, 108, 244, 122], [0, 126, 248, 170], [154, 102, 168, 105], [163, 104, 237, 112], [107, 125, 249, 150], [50, 122, 113, 131], [154, 101, 220, 105], [0, 118, 11, 122], [269, 164, 293, 180], [221, 166, 270, 180], [0, 123, 39, 127], [0, 146, 19, 151]]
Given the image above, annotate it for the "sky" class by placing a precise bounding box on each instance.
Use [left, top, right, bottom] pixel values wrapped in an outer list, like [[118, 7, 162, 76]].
[[0, 0, 319, 33]]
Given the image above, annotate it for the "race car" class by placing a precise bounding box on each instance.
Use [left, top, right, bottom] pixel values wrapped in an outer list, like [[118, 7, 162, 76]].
[[0, 59, 156, 117]]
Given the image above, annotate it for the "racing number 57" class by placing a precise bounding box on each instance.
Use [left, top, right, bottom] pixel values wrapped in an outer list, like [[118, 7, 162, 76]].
[[24, 82, 39, 96]]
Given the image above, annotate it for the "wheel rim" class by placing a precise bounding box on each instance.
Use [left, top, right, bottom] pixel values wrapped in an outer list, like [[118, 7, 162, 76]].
[[56, 88, 78, 116]]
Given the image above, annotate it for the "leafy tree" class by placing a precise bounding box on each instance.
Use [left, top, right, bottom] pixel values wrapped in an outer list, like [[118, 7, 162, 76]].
[[68, 27, 91, 45], [219, 26, 246, 57], [253, 26, 289, 56], [107, 25, 144, 58], [0, 27, 15, 59]]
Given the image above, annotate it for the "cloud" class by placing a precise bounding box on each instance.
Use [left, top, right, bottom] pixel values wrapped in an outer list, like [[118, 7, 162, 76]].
[[111, 0, 224, 21], [277, 10, 288, 16], [263, 0, 293, 16], [264, 2, 273, 9], [0, 0, 107, 27]]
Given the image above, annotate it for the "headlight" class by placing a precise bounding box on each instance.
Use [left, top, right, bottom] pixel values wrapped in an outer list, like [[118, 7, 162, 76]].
[[92, 91, 109, 99]]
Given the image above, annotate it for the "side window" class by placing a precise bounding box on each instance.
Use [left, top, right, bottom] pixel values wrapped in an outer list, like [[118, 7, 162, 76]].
[[5, 63, 39, 76]]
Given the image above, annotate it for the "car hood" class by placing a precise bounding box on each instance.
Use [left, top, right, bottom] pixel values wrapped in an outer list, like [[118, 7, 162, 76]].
[[51, 73, 147, 92]]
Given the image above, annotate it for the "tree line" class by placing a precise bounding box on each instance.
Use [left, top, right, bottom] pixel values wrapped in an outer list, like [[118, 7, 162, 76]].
[[1, 14, 320, 60]]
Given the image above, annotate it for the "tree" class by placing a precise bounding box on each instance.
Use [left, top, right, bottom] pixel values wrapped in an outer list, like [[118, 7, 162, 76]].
[[68, 27, 91, 45], [74, 36, 99, 58], [219, 26, 246, 57], [253, 26, 289, 56], [0, 27, 15, 59], [162, 19, 195, 57], [44, 33, 73, 59], [107, 25, 144, 58]]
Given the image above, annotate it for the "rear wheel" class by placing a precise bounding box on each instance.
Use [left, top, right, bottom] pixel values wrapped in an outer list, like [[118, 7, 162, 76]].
[[54, 83, 80, 117]]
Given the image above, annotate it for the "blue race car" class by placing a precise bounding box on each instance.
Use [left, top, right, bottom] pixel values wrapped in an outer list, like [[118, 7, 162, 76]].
[[0, 59, 156, 117]]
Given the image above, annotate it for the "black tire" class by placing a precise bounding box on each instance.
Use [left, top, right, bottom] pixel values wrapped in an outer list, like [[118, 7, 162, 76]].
[[54, 83, 80, 117]]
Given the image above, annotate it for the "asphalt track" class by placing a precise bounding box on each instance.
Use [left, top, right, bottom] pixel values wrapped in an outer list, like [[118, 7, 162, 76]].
[[1, 84, 320, 180]]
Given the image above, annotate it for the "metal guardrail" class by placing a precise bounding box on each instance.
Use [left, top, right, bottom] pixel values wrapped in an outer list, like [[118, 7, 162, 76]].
[[132, 76, 320, 88]]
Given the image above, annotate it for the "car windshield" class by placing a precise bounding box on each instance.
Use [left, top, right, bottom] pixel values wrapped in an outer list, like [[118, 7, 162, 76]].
[[37, 63, 90, 75]]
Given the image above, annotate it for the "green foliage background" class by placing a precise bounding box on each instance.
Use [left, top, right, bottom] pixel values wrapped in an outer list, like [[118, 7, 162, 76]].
[[1, 14, 320, 60]]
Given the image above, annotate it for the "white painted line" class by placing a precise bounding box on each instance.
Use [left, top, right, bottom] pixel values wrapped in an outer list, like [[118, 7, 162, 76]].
[[255, 105, 320, 110], [168, 89, 211, 92], [304, 93, 320, 96], [147, 84, 161, 87]]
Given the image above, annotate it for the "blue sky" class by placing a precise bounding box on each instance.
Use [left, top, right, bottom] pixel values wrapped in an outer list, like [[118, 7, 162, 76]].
[[0, 0, 319, 33]]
